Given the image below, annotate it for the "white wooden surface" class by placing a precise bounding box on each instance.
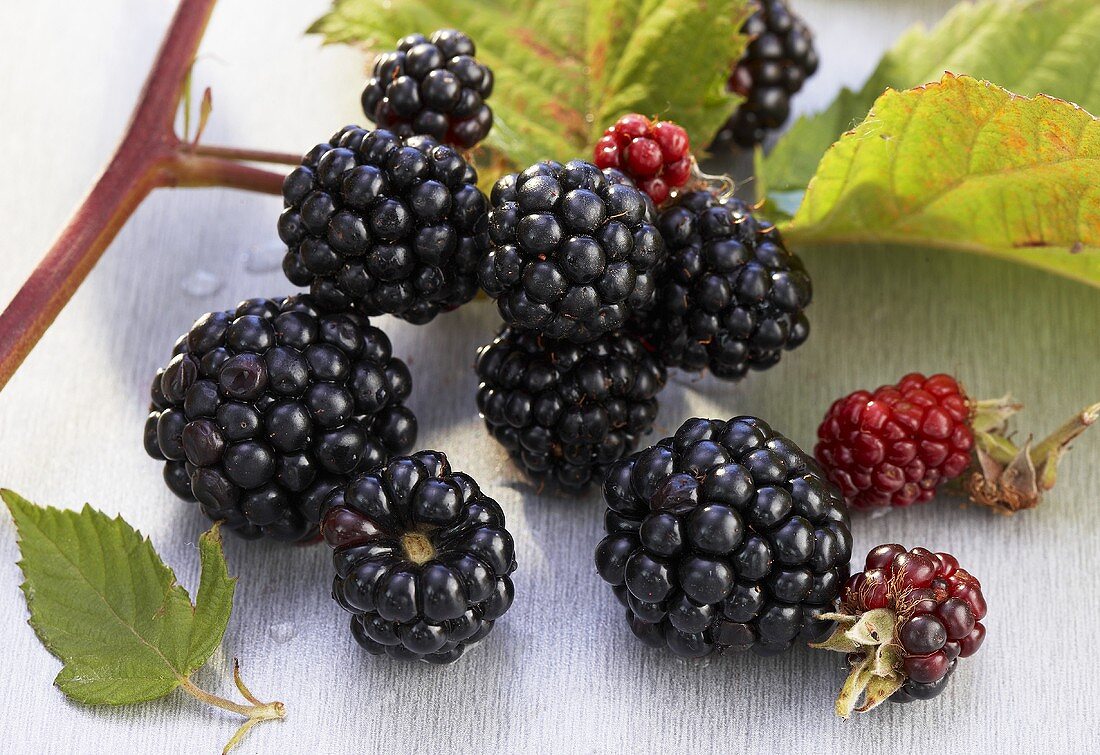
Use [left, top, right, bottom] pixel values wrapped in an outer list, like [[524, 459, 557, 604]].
[[1, 1, 1097, 753]]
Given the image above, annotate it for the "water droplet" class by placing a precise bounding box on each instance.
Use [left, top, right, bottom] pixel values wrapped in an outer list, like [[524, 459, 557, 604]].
[[180, 269, 223, 297], [243, 241, 285, 273], [269, 622, 297, 644]]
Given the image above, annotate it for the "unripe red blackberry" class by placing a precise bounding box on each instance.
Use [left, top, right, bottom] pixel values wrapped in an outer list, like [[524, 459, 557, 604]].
[[321, 450, 516, 664], [144, 295, 417, 541], [815, 374, 974, 510], [815, 373, 1099, 513], [279, 125, 488, 324], [475, 327, 667, 491], [717, 0, 819, 147], [361, 29, 494, 148], [594, 114, 693, 206], [813, 545, 986, 716]]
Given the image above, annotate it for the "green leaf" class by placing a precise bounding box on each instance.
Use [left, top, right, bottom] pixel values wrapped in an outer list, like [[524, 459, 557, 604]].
[[3, 490, 235, 706], [309, 0, 752, 181], [762, 0, 1100, 197], [785, 74, 1100, 287], [188, 526, 235, 670]]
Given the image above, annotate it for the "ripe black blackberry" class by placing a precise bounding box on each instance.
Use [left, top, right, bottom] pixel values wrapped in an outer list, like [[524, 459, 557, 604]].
[[476, 327, 666, 491], [361, 29, 494, 149], [479, 160, 665, 343], [717, 0, 819, 147], [144, 296, 417, 541], [595, 416, 852, 657], [639, 190, 811, 380], [279, 125, 488, 324], [321, 451, 516, 664]]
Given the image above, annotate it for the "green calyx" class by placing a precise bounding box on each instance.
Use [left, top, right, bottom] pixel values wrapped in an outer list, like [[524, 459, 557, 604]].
[[966, 400, 1100, 514], [811, 608, 906, 718]]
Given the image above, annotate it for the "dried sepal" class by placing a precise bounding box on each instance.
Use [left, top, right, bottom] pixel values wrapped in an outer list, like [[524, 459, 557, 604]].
[[967, 402, 1100, 513], [813, 608, 908, 718]]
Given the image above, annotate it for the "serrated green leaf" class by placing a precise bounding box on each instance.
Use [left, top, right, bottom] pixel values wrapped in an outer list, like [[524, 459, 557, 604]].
[[309, 0, 751, 182], [762, 0, 1100, 197], [785, 74, 1100, 286], [3, 490, 235, 706], [188, 526, 236, 670], [591, 0, 750, 141]]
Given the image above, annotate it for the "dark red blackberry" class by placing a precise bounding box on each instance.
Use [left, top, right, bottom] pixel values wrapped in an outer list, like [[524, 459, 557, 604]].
[[813, 545, 987, 716], [479, 160, 665, 343], [717, 0, 819, 147], [475, 327, 666, 491], [815, 373, 975, 510], [361, 29, 493, 149], [279, 125, 488, 324], [321, 451, 516, 664], [144, 295, 417, 541], [637, 190, 810, 380], [595, 416, 852, 658]]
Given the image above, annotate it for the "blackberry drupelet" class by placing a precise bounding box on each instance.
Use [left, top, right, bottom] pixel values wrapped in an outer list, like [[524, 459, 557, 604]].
[[475, 327, 667, 491], [595, 416, 852, 657], [479, 160, 665, 343], [322, 451, 516, 664], [640, 190, 811, 380], [144, 296, 417, 541], [813, 545, 987, 716], [361, 29, 494, 149], [279, 125, 488, 324], [718, 0, 819, 147]]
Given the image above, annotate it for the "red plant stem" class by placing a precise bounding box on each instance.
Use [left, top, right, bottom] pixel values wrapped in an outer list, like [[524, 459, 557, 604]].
[[0, 0, 286, 393], [188, 144, 303, 166], [171, 154, 287, 194]]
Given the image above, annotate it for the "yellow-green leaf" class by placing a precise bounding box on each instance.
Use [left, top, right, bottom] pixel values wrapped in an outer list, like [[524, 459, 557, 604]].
[[785, 74, 1100, 287], [309, 0, 752, 183], [3, 490, 236, 705], [762, 0, 1100, 197]]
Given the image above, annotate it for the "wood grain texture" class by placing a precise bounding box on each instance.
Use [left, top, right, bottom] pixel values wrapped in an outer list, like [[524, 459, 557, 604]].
[[0, 1, 1095, 753]]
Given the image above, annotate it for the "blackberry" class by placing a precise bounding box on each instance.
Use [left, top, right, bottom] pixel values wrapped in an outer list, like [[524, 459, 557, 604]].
[[321, 451, 516, 664], [815, 373, 974, 510], [595, 416, 852, 657], [639, 190, 811, 380], [279, 125, 488, 324], [361, 29, 494, 149], [813, 545, 987, 716], [144, 295, 417, 541], [479, 160, 665, 343], [717, 0, 819, 147], [475, 327, 667, 491], [594, 114, 693, 206]]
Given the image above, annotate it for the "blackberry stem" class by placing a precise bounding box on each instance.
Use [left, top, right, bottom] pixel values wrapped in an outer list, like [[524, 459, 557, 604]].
[[179, 659, 286, 754], [0, 0, 288, 393]]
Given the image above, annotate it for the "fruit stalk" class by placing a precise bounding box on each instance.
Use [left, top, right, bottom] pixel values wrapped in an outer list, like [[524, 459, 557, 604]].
[[179, 659, 286, 754], [0, 0, 286, 393]]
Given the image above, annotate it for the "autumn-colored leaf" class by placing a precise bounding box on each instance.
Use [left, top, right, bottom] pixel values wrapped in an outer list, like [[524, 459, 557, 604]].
[[785, 74, 1100, 287]]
